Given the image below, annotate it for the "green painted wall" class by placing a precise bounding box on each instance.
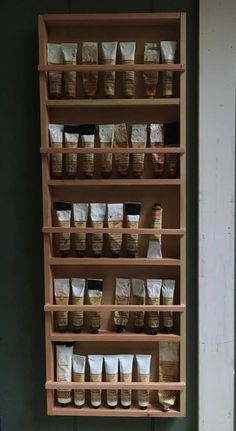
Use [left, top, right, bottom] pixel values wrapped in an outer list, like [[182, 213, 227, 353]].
[[1, 1, 198, 430]]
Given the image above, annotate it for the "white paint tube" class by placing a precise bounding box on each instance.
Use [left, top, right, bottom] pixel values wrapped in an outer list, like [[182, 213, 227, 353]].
[[79, 124, 96, 179], [104, 355, 119, 408], [143, 43, 160, 98], [54, 202, 72, 257], [56, 344, 73, 406], [48, 124, 64, 178], [99, 124, 114, 179], [162, 280, 175, 333], [101, 42, 118, 98], [131, 124, 147, 179], [160, 41, 177, 98], [54, 279, 70, 332], [73, 203, 89, 257], [107, 203, 124, 257], [87, 279, 103, 333], [125, 202, 141, 258], [113, 123, 129, 178], [136, 354, 152, 409], [47, 43, 63, 99], [119, 354, 134, 408], [71, 278, 85, 333], [132, 279, 145, 333], [82, 42, 98, 98], [114, 278, 130, 333], [158, 342, 179, 411], [120, 42, 136, 97], [64, 125, 79, 179], [146, 279, 162, 335], [88, 355, 103, 408], [61, 43, 78, 98], [90, 203, 106, 257], [72, 354, 86, 407]]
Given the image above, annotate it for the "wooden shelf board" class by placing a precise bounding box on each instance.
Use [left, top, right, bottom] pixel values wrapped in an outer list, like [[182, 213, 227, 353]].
[[41, 147, 184, 154], [46, 98, 180, 108], [43, 227, 185, 235], [39, 64, 184, 72], [48, 179, 181, 186], [50, 331, 181, 342], [46, 381, 185, 390], [45, 304, 186, 312], [49, 258, 182, 266]]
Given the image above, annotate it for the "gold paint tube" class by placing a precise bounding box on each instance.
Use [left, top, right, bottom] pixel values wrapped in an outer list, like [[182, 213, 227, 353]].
[[71, 278, 85, 333], [48, 124, 64, 179], [150, 124, 165, 178], [120, 42, 136, 98], [125, 202, 141, 258], [158, 342, 179, 411], [88, 355, 103, 408], [90, 203, 106, 257], [47, 43, 63, 99], [88, 279, 103, 334], [113, 124, 129, 178], [131, 124, 147, 178], [56, 344, 73, 406], [99, 124, 114, 179], [162, 280, 175, 333], [73, 354, 86, 408], [107, 203, 124, 258], [114, 278, 130, 333], [64, 125, 79, 179], [132, 279, 145, 333], [146, 279, 162, 335], [54, 278, 70, 332], [136, 354, 152, 410], [119, 354, 134, 409], [73, 203, 89, 257], [160, 41, 177, 98], [104, 355, 119, 409], [61, 43, 78, 98], [82, 42, 98, 98], [79, 124, 96, 179], [54, 202, 72, 257], [101, 42, 118, 98], [143, 43, 160, 98]]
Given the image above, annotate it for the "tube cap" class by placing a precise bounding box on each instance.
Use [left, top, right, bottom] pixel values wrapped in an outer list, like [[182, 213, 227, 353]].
[[122, 404, 131, 409], [116, 325, 125, 333], [140, 405, 147, 410], [58, 326, 68, 333], [164, 327, 174, 334], [134, 326, 144, 334], [91, 328, 99, 334], [112, 252, 120, 258], [73, 326, 82, 333], [148, 327, 158, 335]]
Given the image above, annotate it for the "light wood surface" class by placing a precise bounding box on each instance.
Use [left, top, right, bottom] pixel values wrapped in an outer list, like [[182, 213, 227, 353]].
[[44, 304, 186, 312], [47, 98, 180, 107], [50, 331, 181, 342]]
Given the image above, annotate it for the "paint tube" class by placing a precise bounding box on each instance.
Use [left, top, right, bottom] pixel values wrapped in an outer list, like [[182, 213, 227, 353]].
[[64, 125, 79, 179], [88, 279, 103, 333], [56, 344, 73, 406], [88, 355, 103, 408], [101, 42, 118, 98], [146, 279, 162, 335], [73, 203, 89, 257], [113, 123, 129, 178], [158, 342, 179, 411], [164, 122, 180, 178], [54, 202, 71, 257], [47, 43, 63, 99], [79, 124, 96, 179], [107, 203, 123, 258], [61, 43, 78, 98], [132, 279, 145, 333], [90, 203, 106, 257], [114, 278, 130, 333], [99, 124, 114, 179], [104, 355, 119, 408], [131, 124, 147, 178], [54, 279, 70, 332], [162, 280, 175, 333], [136, 354, 152, 409], [119, 354, 134, 408], [120, 42, 136, 98], [125, 202, 141, 258], [73, 354, 86, 407], [82, 42, 98, 98], [71, 278, 85, 333], [48, 124, 64, 179], [143, 43, 160, 98], [150, 124, 165, 178], [160, 41, 177, 98], [147, 203, 163, 259]]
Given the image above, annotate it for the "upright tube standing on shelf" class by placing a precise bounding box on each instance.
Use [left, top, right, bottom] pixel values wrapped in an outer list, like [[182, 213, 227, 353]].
[[71, 278, 85, 333], [101, 42, 118, 98], [136, 354, 152, 410], [125, 202, 141, 258], [114, 278, 131, 333], [64, 125, 79, 179], [143, 43, 160, 98], [132, 279, 146, 333], [104, 355, 119, 409], [47, 43, 63, 99], [158, 342, 179, 411], [90, 203, 106, 257], [61, 43, 78, 98], [164, 122, 180, 178], [147, 203, 163, 259], [131, 124, 147, 178], [48, 124, 64, 179], [54, 202, 72, 257], [150, 124, 165, 178], [107, 203, 124, 257], [88, 355, 103, 408], [99, 124, 114, 179], [119, 354, 134, 409], [56, 344, 73, 406], [120, 42, 136, 98], [54, 278, 70, 332], [73, 354, 86, 408], [73, 203, 89, 257], [160, 41, 177, 98], [79, 124, 96, 179], [82, 42, 98, 98], [113, 124, 129, 178], [162, 280, 175, 333], [87, 279, 103, 333], [146, 279, 162, 335]]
